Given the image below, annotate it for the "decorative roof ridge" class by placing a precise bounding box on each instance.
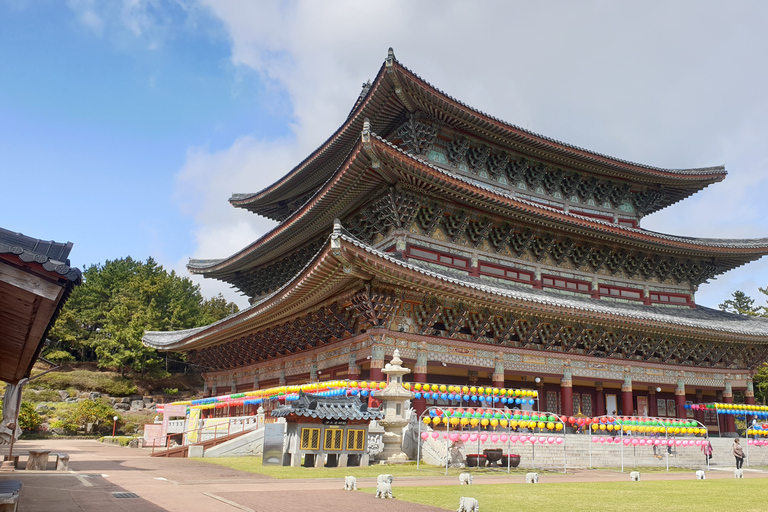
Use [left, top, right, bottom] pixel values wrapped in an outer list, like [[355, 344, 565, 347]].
[[0, 227, 82, 282], [334, 230, 768, 338], [391, 58, 727, 179], [369, 133, 768, 251]]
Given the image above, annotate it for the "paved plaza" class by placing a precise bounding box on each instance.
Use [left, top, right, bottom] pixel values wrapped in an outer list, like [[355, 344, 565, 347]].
[[1, 439, 766, 512]]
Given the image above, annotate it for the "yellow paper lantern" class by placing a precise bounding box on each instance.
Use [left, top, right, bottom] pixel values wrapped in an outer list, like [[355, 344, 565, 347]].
[[423, 417, 431, 425], [510, 421, 519, 429], [500, 419, 508, 428], [532, 391, 538, 398], [547, 422, 555, 430], [599, 424, 606, 431], [591, 424, 598, 430], [423, 384, 431, 392], [556, 423, 563, 431], [440, 385, 447, 393], [606, 424, 614, 431], [537, 421, 545, 429], [463, 386, 469, 394], [460, 418, 470, 426], [470, 418, 480, 427], [432, 416, 441, 425], [450, 417, 459, 426], [470, 387, 477, 394], [442, 417, 449, 425], [478, 387, 485, 395], [413, 383, 421, 391], [490, 419, 499, 428]]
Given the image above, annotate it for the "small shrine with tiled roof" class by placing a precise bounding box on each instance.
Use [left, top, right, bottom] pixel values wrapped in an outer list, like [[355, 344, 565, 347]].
[[144, 48, 768, 437], [272, 390, 384, 467]]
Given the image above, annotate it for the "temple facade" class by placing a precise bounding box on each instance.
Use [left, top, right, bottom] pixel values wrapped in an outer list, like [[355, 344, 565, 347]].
[[144, 49, 768, 434]]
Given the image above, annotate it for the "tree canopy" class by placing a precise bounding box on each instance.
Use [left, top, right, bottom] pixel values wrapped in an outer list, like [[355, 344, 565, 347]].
[[48, 257, 238, 374]]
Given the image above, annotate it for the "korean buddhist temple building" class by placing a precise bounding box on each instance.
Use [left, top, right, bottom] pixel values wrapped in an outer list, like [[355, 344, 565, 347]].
[[144, 49, 768, 434]]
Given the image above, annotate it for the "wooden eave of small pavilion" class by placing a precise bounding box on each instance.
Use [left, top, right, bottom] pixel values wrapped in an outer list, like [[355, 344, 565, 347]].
[[188, 129, 768, 294], [232, 49, 726, 222], [146, 226, 768, 361], [0, 228, 81, 384]]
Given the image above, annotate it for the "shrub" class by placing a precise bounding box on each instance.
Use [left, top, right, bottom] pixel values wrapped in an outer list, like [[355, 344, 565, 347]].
[[162, 388, 179, 396], [33, 370, 137, 396], [55, 399, 121, 435], [18, 402, 42, 432], [43, 350, 76, 363]]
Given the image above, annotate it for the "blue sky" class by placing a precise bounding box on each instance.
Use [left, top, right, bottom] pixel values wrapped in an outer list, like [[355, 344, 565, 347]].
[[3, 1, 768, 311]]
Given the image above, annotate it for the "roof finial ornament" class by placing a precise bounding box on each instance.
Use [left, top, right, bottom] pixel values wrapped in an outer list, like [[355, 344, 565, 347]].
[[362, 118, 371, 143], [385, 47, 396, 69]]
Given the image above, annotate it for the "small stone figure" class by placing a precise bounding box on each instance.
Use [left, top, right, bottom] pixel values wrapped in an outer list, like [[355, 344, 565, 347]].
[[630, 471, 641, 482], [344, 476, 357, 490], [457, 496, 479, 512], [734, 469, 744, 479], [525, 472, 539, 484], [459, 472, 473, 485], [375, 481, 393, 499], [377, 474, 394, 485], [695, 470, 706, 480]]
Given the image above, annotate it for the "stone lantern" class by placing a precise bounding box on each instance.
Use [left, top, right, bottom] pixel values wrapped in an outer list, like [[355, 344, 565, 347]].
[[376, 349, 415, 462]]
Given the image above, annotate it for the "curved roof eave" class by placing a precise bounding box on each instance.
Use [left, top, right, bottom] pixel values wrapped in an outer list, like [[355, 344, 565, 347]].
[[188, 130, 768, 282], [145, 227, 768, 353], [391, 59, 727, 182]]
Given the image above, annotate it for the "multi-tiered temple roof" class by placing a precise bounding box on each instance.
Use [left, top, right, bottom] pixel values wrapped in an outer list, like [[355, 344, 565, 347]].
[[144, 49, 768, 378]]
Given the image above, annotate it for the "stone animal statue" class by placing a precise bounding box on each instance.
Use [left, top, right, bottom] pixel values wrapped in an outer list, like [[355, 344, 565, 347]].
[[630, 471, 641, 482], [375, 481, 393, 499], [459, 472, 473, 485], [734, 469, 744, 479], [457, 496, 479, 512], [343, 476, 357, 490], [695, 470, 705, 480], [525, 472, 539, 484], [377, 474, 394, 485]]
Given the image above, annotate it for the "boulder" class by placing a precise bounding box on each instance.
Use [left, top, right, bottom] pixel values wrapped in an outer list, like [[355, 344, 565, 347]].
[[130, 400, 145, 411], [57, 390, 69, 400], [89, 392, 101, 400], [114, 403, 130, 411], [35, 404, 49, 413], [143, 397, 154, 406]]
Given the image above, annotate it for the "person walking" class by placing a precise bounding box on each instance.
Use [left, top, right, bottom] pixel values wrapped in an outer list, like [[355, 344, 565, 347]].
[[733, 438, 744, 469], [701, 435, 713, 466]]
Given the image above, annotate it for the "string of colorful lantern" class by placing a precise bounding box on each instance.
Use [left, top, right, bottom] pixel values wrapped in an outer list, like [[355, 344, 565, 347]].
[[168, 380, 540, 411], [420, 430, 565, 446], [586, 417, 706, 436], [705, 403, 768, 418], [421, 408, 561, 431], [412, 383, 538, 406]]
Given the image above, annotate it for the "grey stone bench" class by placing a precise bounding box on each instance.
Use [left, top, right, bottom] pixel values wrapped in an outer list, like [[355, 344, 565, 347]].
[[25, 450, 50, 471], [52, 453, 70, 471], [0, 480, 22, 512]]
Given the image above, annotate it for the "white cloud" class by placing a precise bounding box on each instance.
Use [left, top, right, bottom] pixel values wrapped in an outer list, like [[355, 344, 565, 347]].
[[67, 0, 104, 35], [182, 0, 768, 309]]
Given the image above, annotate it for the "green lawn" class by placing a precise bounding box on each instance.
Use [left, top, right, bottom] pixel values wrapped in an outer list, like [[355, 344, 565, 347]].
[[196, 456, 539, 479], [362, 479, 768, 512]]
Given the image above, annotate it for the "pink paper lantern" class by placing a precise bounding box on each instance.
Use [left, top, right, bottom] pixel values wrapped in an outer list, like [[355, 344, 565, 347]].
[[491, 434, 499, 443], [675, 440, 682, 446], [442, 433, 448, 439], [631, 439, 639, 445], [637, 439, 645, 446], [682, 440, 689, 447], [547, 436, 555, 444], [480, 434, 489, 442], [653, 439, 661, 446], [592, 436, 599, 443], [555, 437, 564, 444], [421, 432, 429, 440], [599, 437, 606, 443], [431, 432, 439, 439], [612, 437, 621, 444], [470, 434, 478, 442], [449, 433, 460, 442], [694, 440, 702, 446], [500, 434, 508, 442], [510, 435, 519, 443], [623, 438, 631, 446], [748, 440, 755, 446], [460, 434, 469, 442]]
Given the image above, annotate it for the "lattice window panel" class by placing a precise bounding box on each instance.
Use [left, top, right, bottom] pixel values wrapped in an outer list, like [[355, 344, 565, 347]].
[[581, 394, 593, 417], [324, 428, 343, 451], [546, 391, 559, 414], [346, 429, 366, 451], [300, 428, 320, 450], [573, 394, 581, 415]]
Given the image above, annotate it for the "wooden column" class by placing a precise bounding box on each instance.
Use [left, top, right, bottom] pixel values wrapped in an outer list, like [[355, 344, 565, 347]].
[[648, 387, 658, 418], [368, 344, 385, 408], [723, 376, 736, 434], [492, 352, 505, 389], [595, 382, 606, 417], [413, 342, 428, 418], [621, 368, 634, 416], [746, 380, 756, 426], [560, 361, 573, 417], [695, 389, 705, 425], [675, 374, 687, 420]]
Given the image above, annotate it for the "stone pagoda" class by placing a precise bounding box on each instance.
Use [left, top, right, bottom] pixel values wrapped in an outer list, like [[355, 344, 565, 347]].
[[376, 349, 415, 462]]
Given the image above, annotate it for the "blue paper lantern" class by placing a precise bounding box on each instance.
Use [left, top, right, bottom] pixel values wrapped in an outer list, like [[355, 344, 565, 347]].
[[463, 394, 470, 401], [415, 392, 422, 399]]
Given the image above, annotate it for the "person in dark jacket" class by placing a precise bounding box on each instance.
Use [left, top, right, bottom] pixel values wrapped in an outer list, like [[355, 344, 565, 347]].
[[733, 438, 744, 469]]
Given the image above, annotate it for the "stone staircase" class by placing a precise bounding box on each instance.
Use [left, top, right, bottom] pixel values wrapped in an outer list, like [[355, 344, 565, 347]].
[[418, 434, 765, 471]]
